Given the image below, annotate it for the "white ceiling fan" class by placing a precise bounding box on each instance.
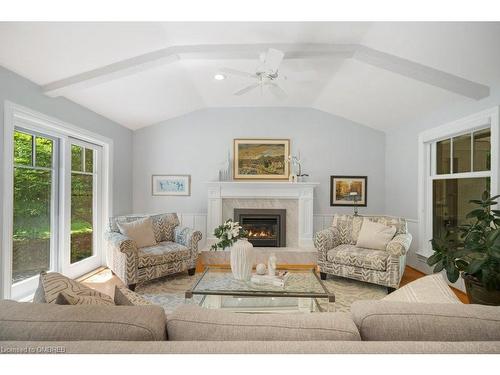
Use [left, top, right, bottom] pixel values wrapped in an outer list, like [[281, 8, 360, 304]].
[[220, 48, 316, 99]]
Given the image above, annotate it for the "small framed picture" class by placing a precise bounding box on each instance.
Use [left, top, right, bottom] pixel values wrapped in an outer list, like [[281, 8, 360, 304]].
[[152, 175, 191, 196], [330, 176, 367, 207]]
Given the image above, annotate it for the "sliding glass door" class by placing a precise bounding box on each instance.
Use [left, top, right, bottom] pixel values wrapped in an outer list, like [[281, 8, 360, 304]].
[[10, 127, 103, 298]]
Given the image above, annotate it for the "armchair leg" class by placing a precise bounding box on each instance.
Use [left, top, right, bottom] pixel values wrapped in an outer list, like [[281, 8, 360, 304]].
[[188, 268, 196, 276], [320, 272, 327, 280], [128, 283, 137, 291]]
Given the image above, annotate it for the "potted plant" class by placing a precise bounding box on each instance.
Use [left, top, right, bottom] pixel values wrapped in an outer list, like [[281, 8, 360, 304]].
[[211, 219, 253, 280], [427, 191, 500, 305]]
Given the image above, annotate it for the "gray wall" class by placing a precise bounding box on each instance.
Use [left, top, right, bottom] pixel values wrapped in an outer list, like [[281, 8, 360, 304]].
[[0, 66, 134, 267], [385, 86, 500, 273], [133, 107, 386, 217]]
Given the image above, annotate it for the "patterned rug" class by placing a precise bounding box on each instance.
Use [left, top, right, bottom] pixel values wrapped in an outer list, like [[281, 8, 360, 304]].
[[135, 271, 387, 314]]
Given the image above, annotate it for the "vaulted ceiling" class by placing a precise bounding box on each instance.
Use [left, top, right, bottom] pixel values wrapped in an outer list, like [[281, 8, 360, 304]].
[[0, 22, 499, 131]]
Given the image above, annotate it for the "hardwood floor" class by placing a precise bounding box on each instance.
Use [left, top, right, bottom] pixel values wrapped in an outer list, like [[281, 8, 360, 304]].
[[81, 262, 469, 303]]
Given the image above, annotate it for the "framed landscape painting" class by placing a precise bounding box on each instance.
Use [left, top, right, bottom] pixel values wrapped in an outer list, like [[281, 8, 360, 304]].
[[152, 175, 191, 196], [233, 139, 290, 180], [330, 176, 367, 206]]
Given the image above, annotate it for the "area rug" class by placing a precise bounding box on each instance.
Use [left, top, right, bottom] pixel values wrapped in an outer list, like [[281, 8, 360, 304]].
[[135, 271, 387, 313]]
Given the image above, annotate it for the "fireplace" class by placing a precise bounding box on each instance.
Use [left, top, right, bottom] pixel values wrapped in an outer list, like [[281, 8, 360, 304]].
[[234, 209, 286, 247]]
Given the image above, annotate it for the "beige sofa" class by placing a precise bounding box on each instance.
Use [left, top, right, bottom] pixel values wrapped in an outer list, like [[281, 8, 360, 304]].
[[1, 298, 499, 353]]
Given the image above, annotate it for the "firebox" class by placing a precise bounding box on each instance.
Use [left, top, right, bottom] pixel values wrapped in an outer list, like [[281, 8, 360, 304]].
[[234, 209, 286, 247]]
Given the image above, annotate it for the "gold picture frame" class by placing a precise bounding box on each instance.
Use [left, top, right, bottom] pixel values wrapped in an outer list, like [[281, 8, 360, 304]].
[[233, 139, 290, 180]]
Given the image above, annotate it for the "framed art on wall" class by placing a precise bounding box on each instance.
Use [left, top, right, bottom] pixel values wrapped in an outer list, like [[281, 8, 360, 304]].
[[233, 138, 290, 180], [152, 175, 191, 196], [330, 176, 367, 206]]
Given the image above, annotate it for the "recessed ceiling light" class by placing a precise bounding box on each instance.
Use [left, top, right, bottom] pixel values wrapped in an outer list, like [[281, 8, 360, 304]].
[[214, 73, 226, 81]]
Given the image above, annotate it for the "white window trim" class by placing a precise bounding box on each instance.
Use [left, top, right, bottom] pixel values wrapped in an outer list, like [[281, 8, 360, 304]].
[[417, 106, 500, 258], [1, 101, 114, 299]]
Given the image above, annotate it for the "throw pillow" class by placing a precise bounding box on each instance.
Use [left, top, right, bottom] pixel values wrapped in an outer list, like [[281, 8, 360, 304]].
[[356, 219, 396, 250], [117, 217, 157, 248], [114, 286, 153, 306], [33, 271, 114, 304], [55, 291, 115, 305], [383, 273, 461, 304]]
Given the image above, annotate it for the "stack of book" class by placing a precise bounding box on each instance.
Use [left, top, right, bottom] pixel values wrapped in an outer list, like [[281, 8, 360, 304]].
[[250, 271, 290, 287]]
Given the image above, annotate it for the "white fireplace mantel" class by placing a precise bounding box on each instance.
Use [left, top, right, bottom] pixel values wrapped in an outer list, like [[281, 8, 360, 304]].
[[206, 181, 319, 248]]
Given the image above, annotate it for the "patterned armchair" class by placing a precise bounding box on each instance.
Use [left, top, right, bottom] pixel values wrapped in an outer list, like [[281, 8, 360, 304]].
[[105, 213, 202, 290], [314, 215, 412, 290]]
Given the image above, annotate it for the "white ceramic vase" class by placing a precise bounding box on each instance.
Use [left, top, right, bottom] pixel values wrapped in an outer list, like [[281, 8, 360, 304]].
[[230, 238, 255, 281]]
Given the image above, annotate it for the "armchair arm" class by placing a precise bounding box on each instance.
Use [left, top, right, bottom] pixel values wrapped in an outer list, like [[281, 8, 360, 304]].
[[174, 226, 203, 251], [104, 232, 138, 254], [314, 227, 341, 263], [386, 233, 413, 256]]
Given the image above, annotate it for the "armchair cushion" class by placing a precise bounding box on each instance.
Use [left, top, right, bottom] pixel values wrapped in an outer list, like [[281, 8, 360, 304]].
[[138, 242, 190, 268], [327, 244, 388, 272], [356, 219, 397, 250], [117, 217, 157, 248], [109, 213, 180, 243], [385, 233, 412, 256]]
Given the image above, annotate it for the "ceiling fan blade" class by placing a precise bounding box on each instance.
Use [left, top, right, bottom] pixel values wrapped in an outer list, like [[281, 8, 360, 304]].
[[234, 83, 261, 96], [267, 83, 287, 100], [220, 67, 256, 79], [263, 48, 284, 73]]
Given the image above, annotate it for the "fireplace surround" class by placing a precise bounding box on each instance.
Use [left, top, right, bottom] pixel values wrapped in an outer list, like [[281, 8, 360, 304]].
[[207, 181, 319, 248], [234, 209, 286, 247]]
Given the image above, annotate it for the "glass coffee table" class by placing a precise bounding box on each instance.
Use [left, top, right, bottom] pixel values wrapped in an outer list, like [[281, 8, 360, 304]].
[[185, 267, 335, 313]]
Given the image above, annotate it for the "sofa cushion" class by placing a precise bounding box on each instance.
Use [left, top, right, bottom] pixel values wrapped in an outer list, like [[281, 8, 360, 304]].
[[138, 241, 190, 268], [117, 217, 157, 248], [383, 273, 461, 304], [114, 286, 153, 306], [0, 300, 166, 341], [351, 300, 500, 341], [55, 292, 115, 306], [32, 271, 114, 304], [167, 304, 361, 341], [356, 219, 396, 251], [327, 244, 388, 272]]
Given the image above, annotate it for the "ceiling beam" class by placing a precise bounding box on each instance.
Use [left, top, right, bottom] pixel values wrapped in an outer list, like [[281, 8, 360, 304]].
[[42, 43, 490, 100], [355, 46, 490, 100], [42, 43, 356, 97]]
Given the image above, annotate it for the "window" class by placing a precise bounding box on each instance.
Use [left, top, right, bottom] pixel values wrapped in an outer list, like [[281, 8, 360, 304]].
[[419, 107, 498, 258], [2, 102, 111, 300], [431, 128, 491, 241]]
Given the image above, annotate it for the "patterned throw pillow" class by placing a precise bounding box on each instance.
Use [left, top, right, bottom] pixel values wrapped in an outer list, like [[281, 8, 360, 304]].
[[55, 291, 115, 305], [114, 286, 153, 306], [32, 271, 114, 304]]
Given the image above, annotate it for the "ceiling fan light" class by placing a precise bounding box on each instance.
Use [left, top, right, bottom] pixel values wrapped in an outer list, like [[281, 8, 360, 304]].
[[214, 73, 226, 81]]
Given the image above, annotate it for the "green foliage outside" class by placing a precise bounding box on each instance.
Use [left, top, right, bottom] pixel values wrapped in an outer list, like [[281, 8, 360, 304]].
[[13, 131, 94, 269]]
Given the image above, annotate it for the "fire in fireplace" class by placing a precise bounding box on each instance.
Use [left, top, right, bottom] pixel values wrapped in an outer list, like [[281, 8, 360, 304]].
[[234, 209, 286, 247]]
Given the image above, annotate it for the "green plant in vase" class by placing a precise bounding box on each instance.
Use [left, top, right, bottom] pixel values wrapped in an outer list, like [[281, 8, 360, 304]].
[[427, 191, 500, 305], [210, 219, 248, 251]]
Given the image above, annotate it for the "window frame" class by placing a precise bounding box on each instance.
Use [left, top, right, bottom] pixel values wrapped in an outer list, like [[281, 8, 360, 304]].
[[1, 101, 113, 300], [418, 106, 500, 258]]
